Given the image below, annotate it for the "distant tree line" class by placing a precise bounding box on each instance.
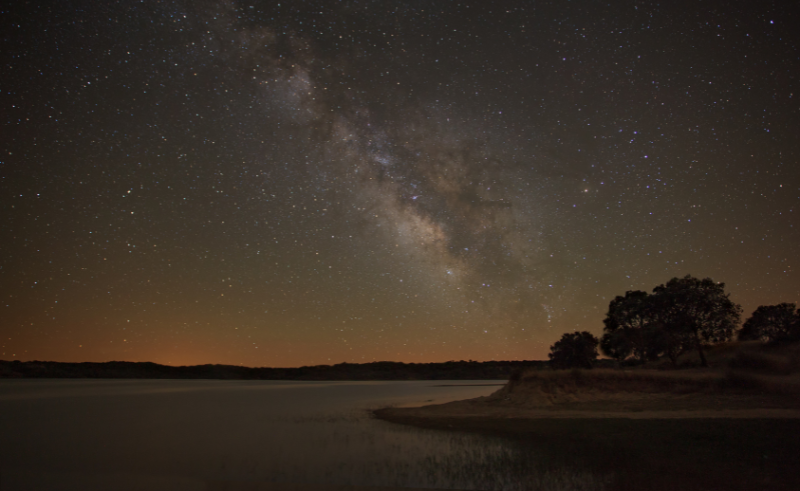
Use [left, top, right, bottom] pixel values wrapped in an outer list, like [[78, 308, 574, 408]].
[[0, 359, 547, 380], [549, 274, 799, 369]]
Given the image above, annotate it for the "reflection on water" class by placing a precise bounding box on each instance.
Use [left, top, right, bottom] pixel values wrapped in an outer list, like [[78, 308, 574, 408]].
[[0, 380, 607, 490]]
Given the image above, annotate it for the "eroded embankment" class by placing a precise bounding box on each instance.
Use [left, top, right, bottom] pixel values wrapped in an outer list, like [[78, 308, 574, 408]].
[[376, 345, 800, 421]]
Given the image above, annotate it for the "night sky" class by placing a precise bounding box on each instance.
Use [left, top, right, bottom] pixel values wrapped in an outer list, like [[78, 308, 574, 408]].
[[2, 1, 798, 367]]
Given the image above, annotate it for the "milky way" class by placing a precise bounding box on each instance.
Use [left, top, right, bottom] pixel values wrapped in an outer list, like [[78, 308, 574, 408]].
[[2, 1, 798, 366]]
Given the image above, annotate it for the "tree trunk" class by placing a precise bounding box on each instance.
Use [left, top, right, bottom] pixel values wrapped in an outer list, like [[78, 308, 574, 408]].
[[695, 332, 708, 367], [668, 346, 679, 367]]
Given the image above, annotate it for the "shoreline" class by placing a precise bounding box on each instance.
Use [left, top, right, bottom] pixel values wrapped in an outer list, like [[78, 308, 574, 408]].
[[375, 368, 800, 424], [373, 390, 800, 491], [374, 390, 800, 423], [375, 403, 800, 422]]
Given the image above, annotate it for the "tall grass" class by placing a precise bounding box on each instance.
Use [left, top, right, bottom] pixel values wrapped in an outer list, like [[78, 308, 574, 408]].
[[502, 341, 800, 400], [505, 368, 727, 395]]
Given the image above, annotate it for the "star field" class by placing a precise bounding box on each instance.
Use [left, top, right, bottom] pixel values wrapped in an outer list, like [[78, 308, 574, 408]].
[[2, 0, 798, 366]]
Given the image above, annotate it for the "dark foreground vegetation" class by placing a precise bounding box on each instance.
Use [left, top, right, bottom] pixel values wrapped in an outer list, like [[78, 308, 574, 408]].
[[0, 358, 565, 380], [549, 275, 800, 370], [377, 341, 800, 491]]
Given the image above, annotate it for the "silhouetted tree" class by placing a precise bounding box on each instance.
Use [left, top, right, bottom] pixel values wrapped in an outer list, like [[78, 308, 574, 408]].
[[601, 290, 656, 363], [600, 275, 742, 367], [549, 331, 599, 369], [600, 328, 633, 365], [652, 275, 742, 367], [739, 303, 799, 343], [645, 286, 691, 365]]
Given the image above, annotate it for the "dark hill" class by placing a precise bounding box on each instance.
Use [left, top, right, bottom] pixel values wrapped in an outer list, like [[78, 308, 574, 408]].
[[0, 359, 556, 380]]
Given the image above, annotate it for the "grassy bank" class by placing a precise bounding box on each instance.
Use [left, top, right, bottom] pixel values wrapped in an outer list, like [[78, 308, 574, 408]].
[[374, 342, 800, 490]]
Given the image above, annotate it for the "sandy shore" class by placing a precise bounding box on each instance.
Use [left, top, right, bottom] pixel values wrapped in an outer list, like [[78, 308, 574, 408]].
[[371, 364, 800, 490], [372, 384, 800, 491], [376, 367, 800, 422], [375, 394, 800, 421]]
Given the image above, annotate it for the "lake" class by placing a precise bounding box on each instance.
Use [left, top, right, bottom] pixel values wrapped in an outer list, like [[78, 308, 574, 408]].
[[0, 379, 605, 491]]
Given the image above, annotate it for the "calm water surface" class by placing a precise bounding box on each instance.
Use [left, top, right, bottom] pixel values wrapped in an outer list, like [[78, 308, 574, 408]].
[[0, 380, 604, 490]]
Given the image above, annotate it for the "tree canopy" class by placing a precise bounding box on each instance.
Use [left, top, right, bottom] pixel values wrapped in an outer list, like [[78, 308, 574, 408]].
[[602, 290, 658, 363], [549, 331, 599, 369], [599, 275, 742, 367], [739, 303, 799, 343]]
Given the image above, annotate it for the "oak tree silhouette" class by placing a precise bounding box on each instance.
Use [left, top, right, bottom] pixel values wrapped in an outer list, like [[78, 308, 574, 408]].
[[549, 331, 599, 369], [739, 303, 799, 343]]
